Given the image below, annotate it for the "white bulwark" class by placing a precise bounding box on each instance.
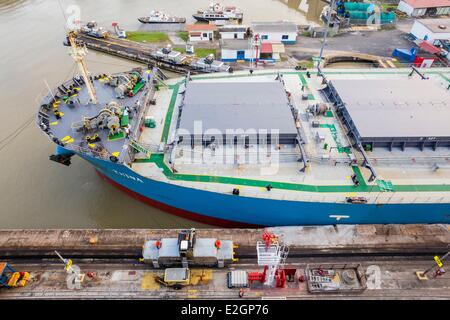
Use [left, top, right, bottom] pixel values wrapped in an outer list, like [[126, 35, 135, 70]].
[[410, 19, 450, 42], [397, 0, 450, 17], [251, 21, 298, 44]]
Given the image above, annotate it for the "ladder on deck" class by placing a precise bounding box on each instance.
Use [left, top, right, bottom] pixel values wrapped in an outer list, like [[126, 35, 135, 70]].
[[129, 139, 152, 158]]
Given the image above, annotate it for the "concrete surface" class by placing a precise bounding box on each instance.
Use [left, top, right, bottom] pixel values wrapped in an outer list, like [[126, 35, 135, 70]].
[[0, 225, 448, 258]]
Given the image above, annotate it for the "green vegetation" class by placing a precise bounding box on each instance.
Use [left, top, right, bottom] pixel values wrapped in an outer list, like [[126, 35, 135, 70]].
[[391, 58, 407, 68], [380, 3, 397, 11], [173, 47, 217, 58], [127, 31, 169, 43], [177, 31, 189, 42], [298, 59, 315, 68]]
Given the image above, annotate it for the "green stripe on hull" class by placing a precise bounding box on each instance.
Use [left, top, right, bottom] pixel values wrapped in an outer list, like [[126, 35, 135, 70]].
[[135, 154, 450, 193]]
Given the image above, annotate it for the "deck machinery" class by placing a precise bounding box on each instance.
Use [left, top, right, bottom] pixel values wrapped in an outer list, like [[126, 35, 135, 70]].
[[0, 263, 30, 288], [142, 229, 235, 268]]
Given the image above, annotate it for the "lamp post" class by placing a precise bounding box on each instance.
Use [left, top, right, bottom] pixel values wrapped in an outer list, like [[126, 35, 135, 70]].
[[317, 0, 336, 73]]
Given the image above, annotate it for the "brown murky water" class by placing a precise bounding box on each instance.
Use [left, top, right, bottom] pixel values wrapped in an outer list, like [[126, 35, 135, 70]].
[[0, 0, 325, 228]]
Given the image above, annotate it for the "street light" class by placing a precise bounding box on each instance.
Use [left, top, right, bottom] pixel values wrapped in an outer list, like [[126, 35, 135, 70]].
[[317, 0, 336, 73]]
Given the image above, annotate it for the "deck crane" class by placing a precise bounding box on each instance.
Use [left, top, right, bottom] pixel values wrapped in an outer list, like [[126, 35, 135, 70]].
[[67, 31, 98, 104]]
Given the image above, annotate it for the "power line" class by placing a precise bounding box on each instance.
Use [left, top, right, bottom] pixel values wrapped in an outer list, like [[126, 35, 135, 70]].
[[0, 116, 35, 153]]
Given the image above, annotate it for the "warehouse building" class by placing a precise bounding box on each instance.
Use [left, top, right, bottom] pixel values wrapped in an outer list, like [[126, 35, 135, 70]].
[[185, 24, 217, 42], [218, 25, 249, 39], [410, 18, 450, 43], [251, 21, 298, 44], [220, 40, 285, 62], [220, 39, 255, 61], [397, 0, 450, 17]]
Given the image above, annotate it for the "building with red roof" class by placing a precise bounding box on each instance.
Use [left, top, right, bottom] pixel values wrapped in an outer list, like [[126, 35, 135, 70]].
[[185, 24, 217, 42], [397, 0, 450, 17]]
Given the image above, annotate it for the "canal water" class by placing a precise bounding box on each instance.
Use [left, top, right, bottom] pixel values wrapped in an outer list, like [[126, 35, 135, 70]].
[[0, 0, 326, 228]]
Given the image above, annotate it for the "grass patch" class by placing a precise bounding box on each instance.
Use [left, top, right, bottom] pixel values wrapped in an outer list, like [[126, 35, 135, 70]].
[[173, 47, 217, 58], [177, 31, 189, 42], [298, 59, 315, 68], [127, 31, 169, 43], [391, 58, 407, 68], [380, 3, 397, 11]]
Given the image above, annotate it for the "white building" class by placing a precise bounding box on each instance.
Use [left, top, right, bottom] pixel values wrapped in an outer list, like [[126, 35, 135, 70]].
[[251, 21, 298, 44], [220, 39, 285, 62], [397, 0, 450, 17], [185, 24, 217, 42], [410, 19, 450, 42], [218, 25, 248, 40], [221, 39, 256, 61]]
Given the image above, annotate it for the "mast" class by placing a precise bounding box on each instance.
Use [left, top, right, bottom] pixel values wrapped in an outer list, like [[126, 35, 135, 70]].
[[67, 31, 98, 104]]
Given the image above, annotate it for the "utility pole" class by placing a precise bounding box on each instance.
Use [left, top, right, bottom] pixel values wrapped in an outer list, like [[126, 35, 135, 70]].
[[317, 0, 336, 73]]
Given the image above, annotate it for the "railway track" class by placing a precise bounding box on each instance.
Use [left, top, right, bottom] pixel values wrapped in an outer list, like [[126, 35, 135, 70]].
[[1, 252, 449, 300], [1, 246, 448, 260]]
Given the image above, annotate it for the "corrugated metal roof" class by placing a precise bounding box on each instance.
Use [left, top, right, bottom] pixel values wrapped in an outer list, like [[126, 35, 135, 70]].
[[261, 43, 272, 53], [219, 25, 248, 32], [221, 39, 250, 50], [252, 21, 298, 33], [419, 41, 442, 54], [332, 78, 450, 138], [179, 81, 297, 134], [271, 42, 285, 53], [417, 18, 450, 33], [403, 0, 450, 8], [186, 24, 217, 31]]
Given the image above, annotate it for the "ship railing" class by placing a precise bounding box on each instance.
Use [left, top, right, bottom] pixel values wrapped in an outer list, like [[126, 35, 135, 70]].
[[309, 153, 450, 168], [366, 155, 450, 167], [130, 69, 158, 143], [194, 185, 450, 205], [68, 144, 111, 161]]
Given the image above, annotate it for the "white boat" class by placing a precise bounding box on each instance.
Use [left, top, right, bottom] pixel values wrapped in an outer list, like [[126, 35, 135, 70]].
[[138, 10, 186, 24], [193, 2, 243, 22]]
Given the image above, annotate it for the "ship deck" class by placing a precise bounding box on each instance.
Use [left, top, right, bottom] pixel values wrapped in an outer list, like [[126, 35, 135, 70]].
[[131, 68, 450, 204], [38, 72, 149, 162]]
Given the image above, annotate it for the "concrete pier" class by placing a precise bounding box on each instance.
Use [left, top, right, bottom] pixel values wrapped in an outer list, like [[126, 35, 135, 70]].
[[0, 225, 449, 299], [0, 224, 448, 258]]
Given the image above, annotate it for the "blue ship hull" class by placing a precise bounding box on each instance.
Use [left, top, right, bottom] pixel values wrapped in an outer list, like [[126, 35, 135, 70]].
[[78, 152, 450, 227]]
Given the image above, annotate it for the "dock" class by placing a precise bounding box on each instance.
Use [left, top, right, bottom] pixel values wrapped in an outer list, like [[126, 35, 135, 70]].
[[0, 225, 449, 299], [75, 33, 227, 75]]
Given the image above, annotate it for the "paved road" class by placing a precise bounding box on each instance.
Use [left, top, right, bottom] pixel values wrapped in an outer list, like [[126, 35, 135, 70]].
[[287, 26, 413, 59], [2, 258, 449, 300]]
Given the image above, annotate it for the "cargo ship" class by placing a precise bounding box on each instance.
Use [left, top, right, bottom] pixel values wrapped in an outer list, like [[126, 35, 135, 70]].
[[37, 32, 450, 227]]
